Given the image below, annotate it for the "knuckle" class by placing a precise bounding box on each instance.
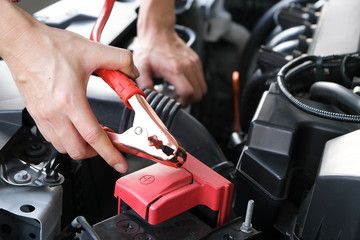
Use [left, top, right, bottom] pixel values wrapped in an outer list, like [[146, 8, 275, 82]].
[[54, 95, 72, 112], [121, 50, 134, 67], [183, 59, 193, 69], [40, 107, 56, 121], [68, 149, 86, 160], [193, 53, 200, 61], [57, 147, 67, 154], [168, 59, 182, 74], [191, 53, 201, 64], [83, 128, 102, 145], [52, 142, 66, 154]]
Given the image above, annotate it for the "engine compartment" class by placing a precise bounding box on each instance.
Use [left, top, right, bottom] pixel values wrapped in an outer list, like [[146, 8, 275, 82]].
[[1, 0, 360, 239]]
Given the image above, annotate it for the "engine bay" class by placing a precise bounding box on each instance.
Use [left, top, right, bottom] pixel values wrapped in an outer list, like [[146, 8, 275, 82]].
[[1, 0, 360, 239]]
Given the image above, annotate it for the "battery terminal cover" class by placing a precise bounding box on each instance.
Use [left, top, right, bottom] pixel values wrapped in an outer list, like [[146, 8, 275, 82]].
[[114, 153, 234, 226]]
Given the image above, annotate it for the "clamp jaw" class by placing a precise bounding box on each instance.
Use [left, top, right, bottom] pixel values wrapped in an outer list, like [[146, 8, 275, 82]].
[[103, 94, 186, 168], [91, 0, 186, 167]]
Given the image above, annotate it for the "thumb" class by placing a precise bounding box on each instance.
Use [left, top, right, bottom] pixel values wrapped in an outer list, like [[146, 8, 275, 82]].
[[135, 64, 154, 90], [92, 44, 139, 79]]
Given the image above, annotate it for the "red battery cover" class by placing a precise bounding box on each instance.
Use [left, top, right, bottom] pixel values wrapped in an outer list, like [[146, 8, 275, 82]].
[[114, 153, 234, 226]]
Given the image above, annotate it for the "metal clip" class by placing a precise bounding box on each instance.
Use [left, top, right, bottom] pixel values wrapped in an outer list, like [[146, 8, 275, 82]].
[[105, 94, 187, 168]]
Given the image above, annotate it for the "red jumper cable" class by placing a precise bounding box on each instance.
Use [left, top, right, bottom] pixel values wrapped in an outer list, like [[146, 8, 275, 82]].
[[92, 0, 234, 227], [90, 0, 186, 167]]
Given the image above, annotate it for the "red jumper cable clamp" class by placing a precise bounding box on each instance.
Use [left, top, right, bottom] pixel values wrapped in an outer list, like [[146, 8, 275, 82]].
[[92, 0, 234, 226], [90, 0, 186, 167], [114, 153, 234, 227]]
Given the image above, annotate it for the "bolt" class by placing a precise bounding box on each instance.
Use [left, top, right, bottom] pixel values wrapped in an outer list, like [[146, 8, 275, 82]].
[[25, 142, 47, 158], [134, 127, 143, 135], [44, 169, 60, 183], [240, 199, 254, 233], [122, 223, 134, 232], [14, 170, 31, 183], [30, 143, 41, 150], [116, 220, 139, 234]]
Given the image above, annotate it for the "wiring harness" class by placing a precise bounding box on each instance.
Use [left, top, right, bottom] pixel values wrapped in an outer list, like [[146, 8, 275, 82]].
[[276, 53, 360, 122]]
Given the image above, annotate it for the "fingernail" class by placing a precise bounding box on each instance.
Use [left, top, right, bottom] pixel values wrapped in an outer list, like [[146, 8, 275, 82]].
[[114, 163, 127, 173]]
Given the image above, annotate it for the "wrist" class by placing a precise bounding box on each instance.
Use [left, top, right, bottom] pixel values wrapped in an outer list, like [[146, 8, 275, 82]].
[[0, 0, 38, 58], [137, 0, 176, 41]]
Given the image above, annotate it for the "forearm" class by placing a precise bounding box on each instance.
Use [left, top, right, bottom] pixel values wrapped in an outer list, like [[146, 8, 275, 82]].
[[0, 0, 39, 59], [137, 0, 176, 40]]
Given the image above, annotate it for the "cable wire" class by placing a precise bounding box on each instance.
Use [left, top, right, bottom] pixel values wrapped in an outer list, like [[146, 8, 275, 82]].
[[276, 54, 360, 122], [90, 0, 115, 42]]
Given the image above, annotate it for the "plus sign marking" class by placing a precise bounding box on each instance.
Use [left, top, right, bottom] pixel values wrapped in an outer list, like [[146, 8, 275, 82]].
[[139, 175, 155, 185]]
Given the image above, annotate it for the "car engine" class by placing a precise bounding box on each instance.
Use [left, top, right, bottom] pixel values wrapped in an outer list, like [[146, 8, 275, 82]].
[[1, 0, 360, 239]]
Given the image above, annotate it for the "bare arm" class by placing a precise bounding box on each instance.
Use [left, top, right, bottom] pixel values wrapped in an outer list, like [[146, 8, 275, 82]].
[[0, 0, 139, 172]]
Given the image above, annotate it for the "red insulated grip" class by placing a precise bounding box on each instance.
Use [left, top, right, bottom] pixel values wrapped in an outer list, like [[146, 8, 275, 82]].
[[96, 69, 146, 109]]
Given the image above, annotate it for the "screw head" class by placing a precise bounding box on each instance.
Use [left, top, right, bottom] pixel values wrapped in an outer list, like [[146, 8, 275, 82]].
[[14, 170, 31, 183], [134, 127, 143, 135], [116, 220, 139, 234]]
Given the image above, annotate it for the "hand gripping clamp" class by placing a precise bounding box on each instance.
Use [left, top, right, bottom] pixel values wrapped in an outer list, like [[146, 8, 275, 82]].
[[91, 0, 186, 167]]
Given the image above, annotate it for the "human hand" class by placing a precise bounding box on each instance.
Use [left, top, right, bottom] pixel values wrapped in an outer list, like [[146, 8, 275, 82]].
[[135, 0, 206, 107], [134, 30, 207, 107], [0, 3, 138, 172]]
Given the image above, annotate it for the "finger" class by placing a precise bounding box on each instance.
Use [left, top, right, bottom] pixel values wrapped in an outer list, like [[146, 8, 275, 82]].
[[90, 44, 139, 79], [27, 107, 67, 153], [182, 52, 207, 102], [135, 61, 154, 90], [173, 57, 204, 104], [49, 117, 98, 160], [69, 99, 128, 173], [35, 119, 66, 154], [166, 73, 194, 107], [30, 104, 98, 158]]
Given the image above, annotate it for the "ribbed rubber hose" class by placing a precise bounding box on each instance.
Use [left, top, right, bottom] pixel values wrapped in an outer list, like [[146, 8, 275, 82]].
[[310, 81, 360, 115], [128, 90, 235, 176]]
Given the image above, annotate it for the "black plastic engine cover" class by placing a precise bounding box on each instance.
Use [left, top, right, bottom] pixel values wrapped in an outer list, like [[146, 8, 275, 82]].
[[292, 130, 360, 240], [234, 83, 360, 232], [307, 0, 360, 55]]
